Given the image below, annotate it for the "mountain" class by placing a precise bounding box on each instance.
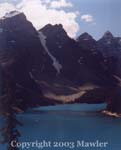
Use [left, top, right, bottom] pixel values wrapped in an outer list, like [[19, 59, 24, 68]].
[[77, 31, 121, 80], [0, 11, 120, 113], [40, 25, 116, 86], [0, 11, 57, 87], [77, 31, 121, 113], [0, 12, 116, 87], [77, 32, 117, 86], [97, 31, 121, 77], [39, 24, 82, 81], [77, 32, 97, 51], [40, 25, 120, 114], [98, 31, 121, 56], [0, 11, 59, 109]]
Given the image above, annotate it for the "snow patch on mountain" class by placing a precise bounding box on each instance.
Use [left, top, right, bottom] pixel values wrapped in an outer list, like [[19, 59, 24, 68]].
[[39, 32, 62, 74]]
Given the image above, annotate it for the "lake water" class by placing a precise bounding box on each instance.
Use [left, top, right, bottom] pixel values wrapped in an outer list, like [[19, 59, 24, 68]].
[[0, 104, 121, 150]]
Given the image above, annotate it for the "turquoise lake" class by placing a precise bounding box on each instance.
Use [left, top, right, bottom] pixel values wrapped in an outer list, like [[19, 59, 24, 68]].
[[0, 103, 121, 150]]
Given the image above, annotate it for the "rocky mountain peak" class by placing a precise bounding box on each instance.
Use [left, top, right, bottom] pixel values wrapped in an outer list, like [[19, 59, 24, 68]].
[[52, 24, 63, 29], [1, 11, 21, 19], [76, 32, 97, 51], [0, 11, 38, 41], [41, 24, 63, 31], [0, 11, 27, 25], [98, 31, 114, 47], [77, 32, 94, 41], [40, 23, 68, 40], [102, 31, 114, 39], [0, 11, 30, 30]]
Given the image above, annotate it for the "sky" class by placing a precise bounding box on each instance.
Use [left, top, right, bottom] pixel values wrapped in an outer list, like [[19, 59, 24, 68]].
[[0, 0, 121, 39]]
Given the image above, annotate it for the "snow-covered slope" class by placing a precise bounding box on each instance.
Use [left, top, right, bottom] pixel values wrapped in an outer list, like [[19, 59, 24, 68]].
[[39, 32, 62, 74]]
